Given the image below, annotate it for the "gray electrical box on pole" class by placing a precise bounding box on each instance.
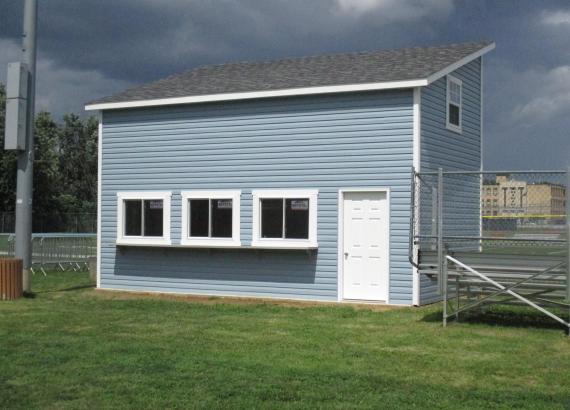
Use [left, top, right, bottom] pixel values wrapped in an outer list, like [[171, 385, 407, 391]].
[[4, 62, 29, 150]]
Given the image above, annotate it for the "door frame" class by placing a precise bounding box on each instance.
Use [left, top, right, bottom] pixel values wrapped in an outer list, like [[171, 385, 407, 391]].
[[337, 188, 391, 303]]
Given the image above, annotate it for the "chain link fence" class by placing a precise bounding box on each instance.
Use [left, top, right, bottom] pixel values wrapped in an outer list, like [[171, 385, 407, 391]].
[[411, 170, 569, 329], [0, 212, 96, 234], [412, 170, 568, 255]]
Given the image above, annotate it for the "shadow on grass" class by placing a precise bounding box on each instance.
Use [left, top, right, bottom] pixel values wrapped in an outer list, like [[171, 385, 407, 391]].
[[36, 283, 95, 294], [421, 305, 569, 332], [58, 283, 95, 292]]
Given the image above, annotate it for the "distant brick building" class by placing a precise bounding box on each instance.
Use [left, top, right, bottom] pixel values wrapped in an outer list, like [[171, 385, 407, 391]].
[[527, 184, 566, 216], [482, 175, 566, 217]]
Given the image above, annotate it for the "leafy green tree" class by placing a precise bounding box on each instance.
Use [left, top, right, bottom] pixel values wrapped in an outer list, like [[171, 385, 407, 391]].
[[0, 89, 62, 215], [56, 113, 98, 215], [0, 83, 98, 232], [33, 111, 60, 215]]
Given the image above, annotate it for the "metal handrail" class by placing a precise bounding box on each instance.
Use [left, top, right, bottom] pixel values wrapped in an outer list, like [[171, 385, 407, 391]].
[[446, 255, 569, 328]]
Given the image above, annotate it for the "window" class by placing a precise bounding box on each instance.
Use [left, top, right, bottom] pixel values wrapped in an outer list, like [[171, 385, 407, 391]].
[[252, 190, 318, 248], [117, 192, 171, 245], [181, 191, 241, 246], [260, 198, 309, 239], [446, 75, 462, 133]]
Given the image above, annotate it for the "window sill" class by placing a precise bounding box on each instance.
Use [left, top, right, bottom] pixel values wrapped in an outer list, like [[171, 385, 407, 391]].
[[116, 238, 171, 246], [251, 240, 318, 250], [115, 242, 317, 251], [179, 239, 241, 248], [445, 123, 462, 134]]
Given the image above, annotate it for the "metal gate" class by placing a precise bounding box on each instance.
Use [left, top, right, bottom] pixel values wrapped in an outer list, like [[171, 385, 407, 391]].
[[0, 233, 96, 274]]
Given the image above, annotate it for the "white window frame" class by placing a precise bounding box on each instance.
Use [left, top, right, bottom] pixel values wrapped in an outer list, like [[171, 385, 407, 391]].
[[116, 191, 172, 246], [181, 190, 241, 247], [446, 75, 462, 134], [252, 189, 318, 249]]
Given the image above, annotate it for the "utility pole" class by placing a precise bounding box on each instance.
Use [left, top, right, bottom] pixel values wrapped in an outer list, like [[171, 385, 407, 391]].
[[14, 0, 38, 292]]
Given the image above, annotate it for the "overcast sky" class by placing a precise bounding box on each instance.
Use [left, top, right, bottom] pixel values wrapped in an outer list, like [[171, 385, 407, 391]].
[[1, 0, 569, 169]]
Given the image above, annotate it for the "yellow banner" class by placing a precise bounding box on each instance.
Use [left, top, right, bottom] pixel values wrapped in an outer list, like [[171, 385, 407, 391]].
[[482, 214, 566, 219]]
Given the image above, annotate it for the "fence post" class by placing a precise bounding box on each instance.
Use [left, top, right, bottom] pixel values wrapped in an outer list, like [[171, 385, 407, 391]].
[[431, 187, 437, 251], [566, 166, 570, 306], [437, 168, 444, 295], [442, 254, 448, 327], [409, 167, 417, 264], [39, 237, 44, 268]]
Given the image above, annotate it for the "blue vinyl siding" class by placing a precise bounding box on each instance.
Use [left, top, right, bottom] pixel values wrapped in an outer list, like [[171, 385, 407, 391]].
[[100, 91, 414, 303], [419, 58, 482, 304]]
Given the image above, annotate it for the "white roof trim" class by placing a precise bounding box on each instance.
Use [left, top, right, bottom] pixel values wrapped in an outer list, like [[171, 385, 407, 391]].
[[85, 42, 495, 111], [85, 79, 428, 111]]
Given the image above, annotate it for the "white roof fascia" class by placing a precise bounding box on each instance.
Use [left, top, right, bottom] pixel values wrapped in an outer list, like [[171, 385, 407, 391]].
[[85, 79, 428, 111]]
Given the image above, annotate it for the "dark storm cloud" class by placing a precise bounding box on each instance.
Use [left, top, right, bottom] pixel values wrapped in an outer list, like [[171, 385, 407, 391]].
[[1, 0, 455, 82], [1, 0, 569, 168]]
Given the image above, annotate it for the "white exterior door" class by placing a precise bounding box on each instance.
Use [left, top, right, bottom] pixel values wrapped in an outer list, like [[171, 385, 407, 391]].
[[342, 191, 389, 301]]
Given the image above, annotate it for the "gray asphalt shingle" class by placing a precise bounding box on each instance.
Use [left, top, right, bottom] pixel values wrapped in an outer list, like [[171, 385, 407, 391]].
[[88, 41, 492, 105]]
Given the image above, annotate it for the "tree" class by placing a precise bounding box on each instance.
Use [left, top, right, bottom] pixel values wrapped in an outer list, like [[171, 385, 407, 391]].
[[56, 113, 98, 214], [0, 82, 99, 232], [33, 111, 60, 216]]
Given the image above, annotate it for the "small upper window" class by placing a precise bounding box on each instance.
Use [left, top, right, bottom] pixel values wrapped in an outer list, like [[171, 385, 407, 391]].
[[181, 191, 241, 247], [252, 190, 318, 249], [117, 192, 171, 245], [446, 75, 462, 133]]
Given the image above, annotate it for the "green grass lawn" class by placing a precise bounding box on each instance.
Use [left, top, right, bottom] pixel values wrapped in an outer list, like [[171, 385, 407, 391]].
[[1, 273, 569, 409]]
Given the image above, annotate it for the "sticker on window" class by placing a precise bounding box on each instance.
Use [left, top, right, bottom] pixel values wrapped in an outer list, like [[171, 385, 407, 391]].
[[148, 200, 163, 209], [290, 199, 309, 210], [216, 199, 233, 209]]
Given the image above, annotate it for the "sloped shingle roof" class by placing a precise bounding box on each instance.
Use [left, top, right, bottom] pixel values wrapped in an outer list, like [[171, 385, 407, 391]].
[[88, 41, 493, 106]]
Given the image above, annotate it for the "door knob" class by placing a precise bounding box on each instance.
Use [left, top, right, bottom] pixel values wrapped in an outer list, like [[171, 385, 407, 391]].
[[344, 252, 349, 257]]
